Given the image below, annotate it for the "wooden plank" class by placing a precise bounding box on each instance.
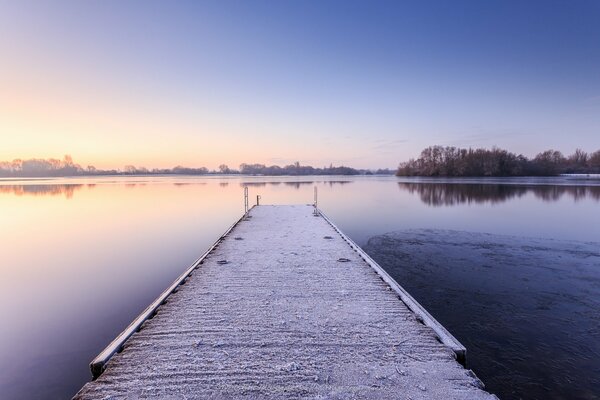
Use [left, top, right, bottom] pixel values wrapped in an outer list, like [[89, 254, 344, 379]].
[[318, 209, 467, 365], [75, 205, 495, 399], [89, 208, 252, 378]]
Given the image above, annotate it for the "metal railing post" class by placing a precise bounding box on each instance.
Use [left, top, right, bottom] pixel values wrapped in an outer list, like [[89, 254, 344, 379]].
[[244, 186, 248, 213]]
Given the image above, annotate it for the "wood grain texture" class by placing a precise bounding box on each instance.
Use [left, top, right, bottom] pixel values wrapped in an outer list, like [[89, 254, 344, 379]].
[[74, 205, 495, 399]]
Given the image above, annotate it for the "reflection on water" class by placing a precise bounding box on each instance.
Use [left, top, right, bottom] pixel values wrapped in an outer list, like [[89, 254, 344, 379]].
[[239, 180, 352, 189], [240, 182, 268, 187], [0, 184, 89, 198], [0, 180, 352, 197], [399, 182, 600, 206], [284, 181, 313, 188], [322, 180, 352, 187], [1, 176, 599, 400], [0, 182, 215, 197], [173, 182, 206, 187]]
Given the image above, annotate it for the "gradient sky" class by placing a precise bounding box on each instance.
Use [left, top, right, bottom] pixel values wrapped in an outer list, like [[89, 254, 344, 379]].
[[1, 0, 599, 169]]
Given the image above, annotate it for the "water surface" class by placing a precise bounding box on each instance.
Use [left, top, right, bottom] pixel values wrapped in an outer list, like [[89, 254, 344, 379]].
[[0, 175, 599, 399]]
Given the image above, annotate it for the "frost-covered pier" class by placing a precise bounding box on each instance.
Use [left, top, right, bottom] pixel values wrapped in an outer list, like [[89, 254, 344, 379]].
[[75, 205, 494, 399]]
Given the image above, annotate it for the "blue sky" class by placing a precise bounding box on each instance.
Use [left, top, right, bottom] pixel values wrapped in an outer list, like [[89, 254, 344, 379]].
[[1, 0, 599, 168]]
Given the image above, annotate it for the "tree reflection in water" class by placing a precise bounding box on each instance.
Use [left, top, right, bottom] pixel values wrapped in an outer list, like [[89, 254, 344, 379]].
[[0, 184, 89, 199], [398, 182, 600, 206]]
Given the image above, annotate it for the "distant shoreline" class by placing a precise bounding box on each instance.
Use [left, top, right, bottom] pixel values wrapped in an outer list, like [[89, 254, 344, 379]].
[[0, 173, 395, 180], [1, 173, 599, 183], [1, 156, 396, 178]]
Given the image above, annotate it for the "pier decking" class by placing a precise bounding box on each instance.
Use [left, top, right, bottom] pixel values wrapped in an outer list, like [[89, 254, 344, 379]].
[[75, 205, 494, 399]]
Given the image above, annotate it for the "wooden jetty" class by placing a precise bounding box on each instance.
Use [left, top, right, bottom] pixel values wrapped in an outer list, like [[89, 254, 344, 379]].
[[74, 204, 495, 399]]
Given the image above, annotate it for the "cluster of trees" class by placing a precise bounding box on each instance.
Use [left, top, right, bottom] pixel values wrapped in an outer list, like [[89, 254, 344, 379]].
[[396, 146, 600, 177], [127, 166, 211, 175], [0, 155, 89, 177], [0, 156, 364, 177], [238, 162, 359, 175]]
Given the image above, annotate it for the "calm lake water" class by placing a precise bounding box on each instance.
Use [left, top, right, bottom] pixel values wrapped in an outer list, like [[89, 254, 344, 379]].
[[1, 175, 599, 399]]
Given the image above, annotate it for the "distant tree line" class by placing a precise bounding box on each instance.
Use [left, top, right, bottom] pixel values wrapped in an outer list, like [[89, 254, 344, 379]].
[[0, 156, 373, 177], [396, 146, 600, 177], [238, 162, 359, 175], [0, 155, 88, 177]]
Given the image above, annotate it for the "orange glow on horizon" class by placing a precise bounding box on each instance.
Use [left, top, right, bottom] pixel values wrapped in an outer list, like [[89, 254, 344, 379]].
[[0, 72, 394, 170]]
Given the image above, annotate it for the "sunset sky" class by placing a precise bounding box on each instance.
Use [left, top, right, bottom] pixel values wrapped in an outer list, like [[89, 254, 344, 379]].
[[1, 0, 599, 169]]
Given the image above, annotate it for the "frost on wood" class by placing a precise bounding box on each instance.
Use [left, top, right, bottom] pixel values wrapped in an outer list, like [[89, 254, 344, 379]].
[[74, 205, 496, 399]]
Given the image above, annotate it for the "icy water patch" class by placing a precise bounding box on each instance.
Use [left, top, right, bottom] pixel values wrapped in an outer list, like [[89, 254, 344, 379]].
[[364, 230, 600, 400]]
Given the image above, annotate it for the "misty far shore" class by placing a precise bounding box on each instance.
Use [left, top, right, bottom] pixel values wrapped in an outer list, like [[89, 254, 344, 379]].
[[0, 156, 396, 178], [4, 145, 600, 178]]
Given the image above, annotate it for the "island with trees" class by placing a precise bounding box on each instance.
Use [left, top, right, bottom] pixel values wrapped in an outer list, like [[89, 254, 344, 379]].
[[396, 146, 600, 177]]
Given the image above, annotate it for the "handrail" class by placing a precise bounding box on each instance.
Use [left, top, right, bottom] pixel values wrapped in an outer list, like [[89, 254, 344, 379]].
[[89, 207, 253, 378], [317, 208, 467, 365]]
